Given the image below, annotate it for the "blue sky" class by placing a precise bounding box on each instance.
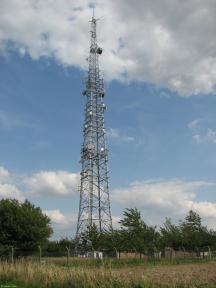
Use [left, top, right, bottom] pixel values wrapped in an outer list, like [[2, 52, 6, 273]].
[[0, 0, 216, 239]]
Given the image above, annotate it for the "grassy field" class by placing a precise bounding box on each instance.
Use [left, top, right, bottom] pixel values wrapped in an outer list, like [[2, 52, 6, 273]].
[[1, 258, 216, 288]]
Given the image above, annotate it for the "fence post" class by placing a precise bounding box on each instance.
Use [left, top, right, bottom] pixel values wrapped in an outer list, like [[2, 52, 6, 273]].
[[11, 246, 14, 264], [197, 247, 200, 260], [208, 246, 212, 260], [66, 247, 70, 266], [170, 248, 173, 263], [38, 245, 42, 263]]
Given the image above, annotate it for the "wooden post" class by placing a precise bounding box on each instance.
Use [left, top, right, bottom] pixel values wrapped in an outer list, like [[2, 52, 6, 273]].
[[208, 246, 212, 260], [11, 246, 14, 264], [66, 247, 70, 266], [153, 246, 156, 265], [38, 245, 42, 263], [182, 246, 186, 259], [113, 247, 120, 260]]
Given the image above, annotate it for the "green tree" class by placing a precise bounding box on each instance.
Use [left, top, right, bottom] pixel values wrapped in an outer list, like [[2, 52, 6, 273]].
[[207, 230, 216, 250], [0, 199, 53, 250], [160, 218, 182, 250], [47, 238, 75, 256], [78, 223, 102, 252], [98, 229, 126, 257], [180, 210, 209, 251], [119, 208, 157, 255]]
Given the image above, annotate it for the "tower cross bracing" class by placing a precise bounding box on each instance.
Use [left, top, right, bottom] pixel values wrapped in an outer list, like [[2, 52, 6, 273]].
[[76, 15, 112, 240]]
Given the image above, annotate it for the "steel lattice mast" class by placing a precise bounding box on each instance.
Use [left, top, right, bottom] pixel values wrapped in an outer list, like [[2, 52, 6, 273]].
[[76, 14, 112, 240]]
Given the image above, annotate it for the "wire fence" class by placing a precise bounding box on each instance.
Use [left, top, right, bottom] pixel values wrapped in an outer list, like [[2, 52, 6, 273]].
[[0, 246, 215, 265]]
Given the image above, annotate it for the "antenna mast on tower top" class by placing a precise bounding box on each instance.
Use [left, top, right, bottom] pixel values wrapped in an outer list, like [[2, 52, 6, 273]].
[[75, 11, 112, 244]]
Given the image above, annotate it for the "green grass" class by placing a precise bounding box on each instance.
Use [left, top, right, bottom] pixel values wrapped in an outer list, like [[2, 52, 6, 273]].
[[51, 256, 213, 269]]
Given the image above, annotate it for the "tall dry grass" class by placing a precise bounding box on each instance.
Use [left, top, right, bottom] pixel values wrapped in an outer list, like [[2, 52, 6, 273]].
[[0, 259, 216, 287]]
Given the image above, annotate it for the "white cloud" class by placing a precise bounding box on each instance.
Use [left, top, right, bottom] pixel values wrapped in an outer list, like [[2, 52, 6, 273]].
[[188, 119, 200, 130], [112, 179, 216, 228], [188, 119, 216, 144], [0, 166, 24, 200], [112, 215, 121, 230], [0, 183, 24, 201], [26, 170, 80, 196], [206, 128, 216, 144], [0, 166, 80, 198], [0, 166, 9, 180], [1, 1, 216, 95], [44, 209, 77, 238], [44, 209, 66, 224], [193, 134, 202, 144], [192, 128, 216, 144], [44, 209, 76, 226], [107, 128, 134, 142]]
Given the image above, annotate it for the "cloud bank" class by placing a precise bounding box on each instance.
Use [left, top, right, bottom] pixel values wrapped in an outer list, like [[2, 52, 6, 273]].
[[112, 179, 216, 228], [26, 170, 79, 196], [1, 0, 216, 95], [1, 165, 216, 235], [0, 166, 79, 200]]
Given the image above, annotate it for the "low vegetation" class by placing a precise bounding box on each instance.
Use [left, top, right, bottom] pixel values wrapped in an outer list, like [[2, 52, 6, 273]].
[[1, 259, 216, 287]]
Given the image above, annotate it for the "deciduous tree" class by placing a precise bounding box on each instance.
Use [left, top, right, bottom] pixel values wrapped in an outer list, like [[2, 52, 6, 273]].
[[0, 199, 53, 250]]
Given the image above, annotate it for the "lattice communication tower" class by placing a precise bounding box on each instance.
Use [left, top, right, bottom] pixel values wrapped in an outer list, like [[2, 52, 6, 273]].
[[76, 15, 112, 241]]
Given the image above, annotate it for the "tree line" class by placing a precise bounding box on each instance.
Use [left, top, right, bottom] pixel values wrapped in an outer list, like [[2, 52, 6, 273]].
[[76, 208, 216, 255], [0, 199, 216, 257]]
